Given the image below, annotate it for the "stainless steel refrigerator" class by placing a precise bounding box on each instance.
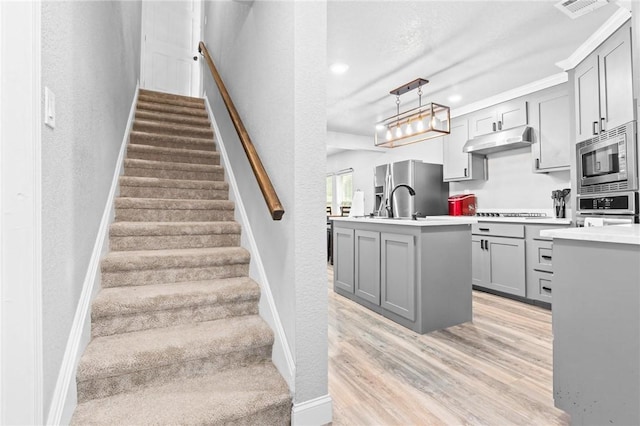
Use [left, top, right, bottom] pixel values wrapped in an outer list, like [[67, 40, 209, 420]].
[[374, 160, 449, 218]]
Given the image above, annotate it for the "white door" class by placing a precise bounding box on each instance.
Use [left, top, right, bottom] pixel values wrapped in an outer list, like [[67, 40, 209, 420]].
[[141, 1, 202, 97]]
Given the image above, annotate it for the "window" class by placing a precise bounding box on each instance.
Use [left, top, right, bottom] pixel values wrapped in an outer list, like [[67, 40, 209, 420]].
[[327, 168, 353, 215]]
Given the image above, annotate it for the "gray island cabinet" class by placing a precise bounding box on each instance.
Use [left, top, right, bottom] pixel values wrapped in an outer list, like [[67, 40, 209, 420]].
[[541, 225, 640, 425], [332, 216, 476, 334]]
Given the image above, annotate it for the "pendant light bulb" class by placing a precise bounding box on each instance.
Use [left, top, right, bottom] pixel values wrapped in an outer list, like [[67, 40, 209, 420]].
[[405, 121, 413, 136], [385, 128, 392, 141], [395, 126, 402, 139], [416, 118, 424, 132]]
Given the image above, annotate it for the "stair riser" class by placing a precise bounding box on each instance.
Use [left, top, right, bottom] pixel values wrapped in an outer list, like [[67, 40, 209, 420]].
[[77, 345, 271, 403], [137, 102, 208, 118], [135, 111, 210, 128], [126, 149, 219, 166], [137, 94, 204, 109], [130, 133, 214, 151], [119, 185, 228, 200], [101, 263, 249, 288], [133, 121, 214, 139], [233, 404, 292, 426], [110, 234, 240, 251], [139, 89, 204, 105], [92, 300, 258, 338], [115, 208, 234, 222], [124, 166, 224, 182]]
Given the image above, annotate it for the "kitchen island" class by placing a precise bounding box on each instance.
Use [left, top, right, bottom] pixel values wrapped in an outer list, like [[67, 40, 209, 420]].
[[332, 216, 477, 334], [541, 224, 640, 425]]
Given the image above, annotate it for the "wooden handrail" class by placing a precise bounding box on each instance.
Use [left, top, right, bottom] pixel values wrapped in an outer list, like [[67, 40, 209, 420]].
[[198, 41, 285, 221]]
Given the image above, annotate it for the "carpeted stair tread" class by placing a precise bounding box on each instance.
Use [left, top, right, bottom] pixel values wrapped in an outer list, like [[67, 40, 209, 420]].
[[108, 221, 241, 250], [136, 101, 209, 118], [119, 176, 228, 190], [101, 246, 250, 272], [133, 119, 214, 139], [77, 315, 272, 381], [110, 221, 240, 237], [71, 362, 290, 425], [130, 130, 215, 151], [124, 158, 223, 173], [139, 88, 204, 105], [127, 144, 219, 165], [115, 197, 234, 211], [92, 277, 259, 319], [137, 94, 205, 110], [135, 109, 211, 127]]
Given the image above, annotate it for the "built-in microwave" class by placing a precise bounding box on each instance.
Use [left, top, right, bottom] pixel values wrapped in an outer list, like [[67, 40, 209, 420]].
[[577, 121, 637, 194]]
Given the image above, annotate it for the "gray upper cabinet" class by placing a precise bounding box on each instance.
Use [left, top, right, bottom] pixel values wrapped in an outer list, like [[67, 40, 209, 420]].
[[469, 99, 528, 138], [574, 22, 634, 143], [443, 119, 486, 182], [531, 85, 570, 172], [354, 230, 380, 305]]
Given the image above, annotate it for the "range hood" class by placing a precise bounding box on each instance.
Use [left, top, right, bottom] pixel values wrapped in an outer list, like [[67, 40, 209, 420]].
[[462, 126, 533, 155]]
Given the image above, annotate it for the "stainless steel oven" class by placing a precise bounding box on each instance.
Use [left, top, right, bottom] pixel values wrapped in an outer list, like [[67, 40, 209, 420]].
[[576, 191, 639, 226], [577, 121, 637, 194]]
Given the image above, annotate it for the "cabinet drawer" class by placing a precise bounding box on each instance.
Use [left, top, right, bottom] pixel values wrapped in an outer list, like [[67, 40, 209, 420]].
[[531, 269, 553, 302], [473, 223, 524, 238], [531, 239, 554, 272]]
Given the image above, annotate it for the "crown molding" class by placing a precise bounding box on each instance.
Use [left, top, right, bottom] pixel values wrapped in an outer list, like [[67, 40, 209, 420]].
[[555, 7, 632, 71], [451, 72, 568, 118]]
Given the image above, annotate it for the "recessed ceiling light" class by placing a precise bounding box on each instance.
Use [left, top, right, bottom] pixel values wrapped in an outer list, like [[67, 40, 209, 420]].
[[448, 94, 462, 103], [329, 63, 349, 75]]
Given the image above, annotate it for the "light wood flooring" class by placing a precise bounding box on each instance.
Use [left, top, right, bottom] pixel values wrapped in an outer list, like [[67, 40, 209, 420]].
[[327, 265, 570, 425]]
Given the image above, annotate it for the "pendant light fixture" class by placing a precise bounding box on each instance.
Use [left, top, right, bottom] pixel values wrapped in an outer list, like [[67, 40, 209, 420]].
[[374, 78, 451, 148]]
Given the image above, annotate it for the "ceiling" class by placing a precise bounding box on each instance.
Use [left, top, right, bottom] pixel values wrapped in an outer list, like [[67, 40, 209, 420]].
[[327, 0, 622, 150]]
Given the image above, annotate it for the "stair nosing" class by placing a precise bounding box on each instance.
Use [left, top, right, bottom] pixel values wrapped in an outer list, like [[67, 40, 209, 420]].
[[109, 221, 241, 237], [130, 130, 214, 145], [124, 158, 223, 172], [119, 176, 228, 190], [127, 144, 218, 158]]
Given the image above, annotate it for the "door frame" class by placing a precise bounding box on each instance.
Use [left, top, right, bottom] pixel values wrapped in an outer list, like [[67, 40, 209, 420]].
[[139, 0, 203, 97], [0, 1, 43, 424]]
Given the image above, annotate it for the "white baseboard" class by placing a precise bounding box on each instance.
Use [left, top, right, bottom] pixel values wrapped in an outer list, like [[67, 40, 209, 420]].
[[203, 94, 296, 391], [291, 394, 333, 426], [45, 84, 139, 426]]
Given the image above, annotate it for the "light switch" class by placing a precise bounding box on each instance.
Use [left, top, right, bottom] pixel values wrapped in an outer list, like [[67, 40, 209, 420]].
[[45, 87, 55, 129]]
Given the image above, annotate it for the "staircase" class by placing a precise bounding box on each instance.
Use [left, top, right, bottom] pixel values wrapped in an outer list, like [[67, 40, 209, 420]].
[[71, 89, 291, 425]]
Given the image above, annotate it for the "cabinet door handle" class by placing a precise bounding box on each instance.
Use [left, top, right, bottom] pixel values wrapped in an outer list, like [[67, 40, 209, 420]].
[[541, 255, 552, 260], [542, 286, 552, 292], [592, 121, 599, 135], [478, 227, 490, 232], [485, 240, 489, 252], [600, 117, 605, 132], [492, 122, 496, 132], [535, 158, 540, 170], [498, 120, 502, 131], [464, 167, 468, 177]]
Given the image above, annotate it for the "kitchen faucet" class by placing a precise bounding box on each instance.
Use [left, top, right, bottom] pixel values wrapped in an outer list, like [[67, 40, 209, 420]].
[[387, 184, 416, 218]]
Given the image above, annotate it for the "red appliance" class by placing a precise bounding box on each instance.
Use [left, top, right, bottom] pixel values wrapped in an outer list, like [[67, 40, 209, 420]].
[[448, 194, 476, 216]]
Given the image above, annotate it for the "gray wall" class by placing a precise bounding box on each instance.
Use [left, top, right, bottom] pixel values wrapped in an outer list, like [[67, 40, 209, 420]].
[[202, 0, 328, 405], [41, 0, 141, 415]]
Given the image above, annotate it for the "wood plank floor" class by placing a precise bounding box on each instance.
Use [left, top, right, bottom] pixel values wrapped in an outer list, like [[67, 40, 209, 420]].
[[327, 265, 570, 425]]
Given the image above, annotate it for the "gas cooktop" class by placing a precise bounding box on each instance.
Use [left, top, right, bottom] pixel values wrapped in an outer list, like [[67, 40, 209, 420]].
[[475, 212, 548, 218]]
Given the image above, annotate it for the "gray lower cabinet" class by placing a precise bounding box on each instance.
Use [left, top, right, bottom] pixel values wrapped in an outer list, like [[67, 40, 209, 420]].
[[334, 227, 354, 293], [380, 232, 415, 321], [354, 230, 380, 305], [472, 224, 526, 297]]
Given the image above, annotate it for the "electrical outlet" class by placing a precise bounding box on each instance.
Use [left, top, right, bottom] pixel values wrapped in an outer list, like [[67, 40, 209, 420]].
[[44, 87, 55, 129]]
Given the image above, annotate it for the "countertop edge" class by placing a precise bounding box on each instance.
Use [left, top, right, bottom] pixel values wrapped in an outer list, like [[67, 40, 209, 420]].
[[331, 216, 478, 226], [540, 224, 640, 246]]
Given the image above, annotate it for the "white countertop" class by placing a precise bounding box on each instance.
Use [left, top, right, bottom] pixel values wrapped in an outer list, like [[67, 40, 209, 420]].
[[476, 217, 572, 225], [331, 216, 477, 227], [541, 224, 640, 246]]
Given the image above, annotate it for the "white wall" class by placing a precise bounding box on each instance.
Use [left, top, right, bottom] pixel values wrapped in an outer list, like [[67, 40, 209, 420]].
[[40, 1, 141, 416], [327, 133, 571, 214], [203, 0, 329, 411]]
